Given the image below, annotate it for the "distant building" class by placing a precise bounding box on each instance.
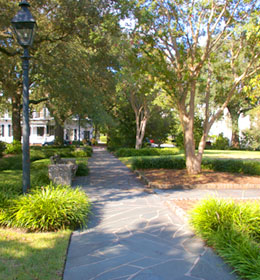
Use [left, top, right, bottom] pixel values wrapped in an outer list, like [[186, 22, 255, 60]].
[[0, 107, 93, 145], [209, 108, 250, 143]]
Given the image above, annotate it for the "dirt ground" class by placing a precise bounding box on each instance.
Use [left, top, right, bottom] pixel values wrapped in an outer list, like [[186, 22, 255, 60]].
[[140, 169, 260, 188]]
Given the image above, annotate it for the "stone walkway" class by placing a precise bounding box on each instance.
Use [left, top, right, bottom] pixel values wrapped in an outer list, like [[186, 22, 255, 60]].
[[63, 148, 260, 280]]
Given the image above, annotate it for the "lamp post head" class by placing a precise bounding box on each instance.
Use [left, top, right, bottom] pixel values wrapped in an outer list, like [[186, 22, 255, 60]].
[[11, 0, 36, 47]]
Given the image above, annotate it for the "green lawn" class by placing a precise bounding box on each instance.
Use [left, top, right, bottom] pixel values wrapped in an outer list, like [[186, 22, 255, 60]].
[[119, 150, 260, 168], [0, 228, 71, 280], [0, 150, 90, 279], [203, 150, 260, 160]]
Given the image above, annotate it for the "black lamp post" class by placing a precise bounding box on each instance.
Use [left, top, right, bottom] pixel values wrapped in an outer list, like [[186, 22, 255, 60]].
[[11, 0, 36, 193]]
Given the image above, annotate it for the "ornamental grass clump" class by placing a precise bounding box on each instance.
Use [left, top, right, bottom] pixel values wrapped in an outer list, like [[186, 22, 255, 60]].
[[190, 198, 260, 279], [2, 185, 91, 232]]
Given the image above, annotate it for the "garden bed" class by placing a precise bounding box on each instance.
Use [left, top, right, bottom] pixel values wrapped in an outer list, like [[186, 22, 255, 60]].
[[137, 169, 260, 189]]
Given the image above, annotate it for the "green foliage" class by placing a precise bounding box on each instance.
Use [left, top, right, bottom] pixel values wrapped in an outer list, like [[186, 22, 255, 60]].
[[4, 140, 22, 155], [132, 156, 185, 170], [0, 155, 22, 171], [1, 185, 91, 232], [116, 147, 180, 157], [131, 156, 260, 176], [241, 128, 260, 151], [145, 106, 176, 146], [30, 147, 75, 161], [84, 146, 93, 157], [190, 198, 260, 279], [211, 133, 230, 150], [76, 162, 89, 176], [0, 141, 6, 157], [202, 158, 260, 176], [72, 149, 88, 158], [173, 116, 203, 149], [31, 160, 50, 188]]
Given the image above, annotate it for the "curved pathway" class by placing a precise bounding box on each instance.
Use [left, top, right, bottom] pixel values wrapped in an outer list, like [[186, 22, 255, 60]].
[[63, 148, 259, 280]]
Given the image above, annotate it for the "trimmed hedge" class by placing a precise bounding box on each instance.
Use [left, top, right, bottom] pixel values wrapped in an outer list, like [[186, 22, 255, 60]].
[[132, 156, 185, 170], [131, 156, 260, 176], [0, 146, 93, 171], [115, 147, 180, 157], [202, 158, 260, 176]]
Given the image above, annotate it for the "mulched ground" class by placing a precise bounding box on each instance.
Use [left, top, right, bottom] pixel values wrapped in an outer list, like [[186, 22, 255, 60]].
[[139, 169, 260, 189], [138, 169, 260, 217]]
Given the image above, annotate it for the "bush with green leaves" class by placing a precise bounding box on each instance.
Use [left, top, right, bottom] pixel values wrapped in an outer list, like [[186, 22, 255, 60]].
[[0, 141, 6, 157], [131, 156, 260, 176], [202, 158, 260, 176], [30, 147, 75, 161], [132, 156, 185, 170], [1, 184, 91, 231], [190, 198, 260, 279], [72, 146, 92, 158], [76, 162, 89, 176], [4, 140, 22, 155], [0, 155, 22, 171], [115, 147, 180, 157], [211, 133, 230, 150], [84, 146, 93, 157]]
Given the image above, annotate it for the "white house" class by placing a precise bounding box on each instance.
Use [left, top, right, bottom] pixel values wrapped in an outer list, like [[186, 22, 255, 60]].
[[209, 108, 251, 143], [0, 107, 93, 145]]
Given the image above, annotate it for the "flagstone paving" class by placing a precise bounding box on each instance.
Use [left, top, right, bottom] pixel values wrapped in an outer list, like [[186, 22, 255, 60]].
[[63, 148, 260, 280]]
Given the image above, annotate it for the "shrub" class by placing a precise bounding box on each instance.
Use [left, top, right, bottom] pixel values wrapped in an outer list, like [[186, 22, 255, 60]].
[[91, 138, 98, 146], [190, 198, 260, 279], [212, 133, 230, 150], [84, 146, 93, 157], [5, 140, 22, 154], [1, 185, 91, 231], [0, 155, 22, 171], [115, 147, 180, 157], [0, 141, 6, 157], [72, 149, 88, 157], [202, 158, 260, 176], [76, 162, 89, 176], [71, 146, 92, 158], [131, 156, 260, 176], [132, 156, 185, 170]]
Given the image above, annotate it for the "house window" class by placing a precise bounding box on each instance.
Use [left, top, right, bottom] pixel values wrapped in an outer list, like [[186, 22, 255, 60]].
[[8, 125, 12, 137], [1, 125, 4, 137], [37, 127, 44, 137], [74, 129, 77, 140], [46, 125, 54, 136]]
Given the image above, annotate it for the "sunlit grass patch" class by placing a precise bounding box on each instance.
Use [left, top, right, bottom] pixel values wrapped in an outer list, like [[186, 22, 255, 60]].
[[0, 228, 71, 280]]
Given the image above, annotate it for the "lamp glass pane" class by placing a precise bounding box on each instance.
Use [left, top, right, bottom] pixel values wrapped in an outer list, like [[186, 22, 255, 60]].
[[12, 22, 35, 47]]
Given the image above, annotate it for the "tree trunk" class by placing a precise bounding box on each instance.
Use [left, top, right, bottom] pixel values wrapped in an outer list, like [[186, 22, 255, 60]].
[[11, 93, 22, 142], [54, 120, 64, 145], [227, 107, 240, 148], [135, 114, 148, 150], [183, 120, 202, 174]]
